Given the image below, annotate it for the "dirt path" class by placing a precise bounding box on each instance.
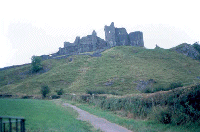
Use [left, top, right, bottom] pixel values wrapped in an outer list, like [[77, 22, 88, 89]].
[[63, 103, 133, 132]]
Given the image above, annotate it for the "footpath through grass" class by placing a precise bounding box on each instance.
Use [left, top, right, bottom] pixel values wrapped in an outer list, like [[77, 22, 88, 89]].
[[0, 99, 97, 132], [63, 100, 200, 132]]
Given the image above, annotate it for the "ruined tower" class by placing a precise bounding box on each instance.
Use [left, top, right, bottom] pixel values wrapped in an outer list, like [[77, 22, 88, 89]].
[[104, 22, 116, 47], [92, 30, 97, 51], [105, 22, 144, 47], [129, 31, 144, 47], [74, 36, 81, 53], [115, 28, 129, 46]]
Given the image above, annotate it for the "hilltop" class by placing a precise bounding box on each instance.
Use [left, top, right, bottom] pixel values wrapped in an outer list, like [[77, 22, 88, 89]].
[[1, 46, 200, 96]]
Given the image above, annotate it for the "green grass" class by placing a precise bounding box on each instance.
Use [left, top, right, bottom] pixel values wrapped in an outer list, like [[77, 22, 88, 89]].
[[0, 99, 97, 132], [64, 100, 200, 132], [1, 46, 200, 95]]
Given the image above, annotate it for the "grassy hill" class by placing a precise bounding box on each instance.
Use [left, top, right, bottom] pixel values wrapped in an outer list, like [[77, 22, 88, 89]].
[[1, 46, 200, 96]]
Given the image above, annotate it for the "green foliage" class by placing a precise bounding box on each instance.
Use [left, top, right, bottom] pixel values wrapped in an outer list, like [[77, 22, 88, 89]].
[[51, 95, 61, 99], [31, 55, 43, 73], [169, 82, 183, 89], [0, 99, 95, 131], [151, 106, 172, 124], [193, 42, 200, 53], [41, 85, 50, 98], [55, 88, 64, 95], [65, 100, 200, 132], [1, 46, 200, 95], [86, 89, 106, 95], [142, 82, 183, 93], [63, 84, 200, 125]]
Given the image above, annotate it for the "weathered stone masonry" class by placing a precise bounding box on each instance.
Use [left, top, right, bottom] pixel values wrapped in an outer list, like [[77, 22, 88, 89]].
[[41, 22, 144, 60], [104, 22, 144, 47]]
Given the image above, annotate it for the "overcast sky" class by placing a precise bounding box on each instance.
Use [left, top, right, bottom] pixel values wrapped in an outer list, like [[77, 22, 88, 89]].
[[0, 0, 199, 68]]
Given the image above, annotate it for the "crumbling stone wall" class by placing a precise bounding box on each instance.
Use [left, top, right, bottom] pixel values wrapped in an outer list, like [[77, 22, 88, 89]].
[[41, 22, 144, 60], [104, 22, 144, 47], [129, 31, 144, 47], [104, 22, 116, 47], [115, 28, 129, 46]]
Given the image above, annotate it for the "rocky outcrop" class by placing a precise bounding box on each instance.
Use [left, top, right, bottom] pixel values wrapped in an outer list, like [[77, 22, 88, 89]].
[[136, 79, 156, 92], [173, 43, 200, 60]]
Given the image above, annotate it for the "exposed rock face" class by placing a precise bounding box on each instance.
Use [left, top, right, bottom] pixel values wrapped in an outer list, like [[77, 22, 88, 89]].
[[173, 43, 200, 60], [136, 79, 156, 92], [41, 22, 144, 60]]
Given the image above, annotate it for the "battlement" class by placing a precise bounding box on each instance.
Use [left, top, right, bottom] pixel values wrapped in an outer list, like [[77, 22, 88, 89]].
[[41, 22, 144, 60]]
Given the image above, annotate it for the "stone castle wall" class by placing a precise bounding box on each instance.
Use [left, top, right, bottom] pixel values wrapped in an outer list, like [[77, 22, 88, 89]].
[[104, 22, 144, 47], [41, 22, 144, 60]]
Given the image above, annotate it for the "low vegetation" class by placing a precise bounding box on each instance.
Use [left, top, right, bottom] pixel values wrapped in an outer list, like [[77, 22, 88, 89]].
[[62, 84, 200, 130], [193, 42, 200, 54], [1, 46, 200, 96], [0, 99, 97, 132], [41, 85, 50, 98], [31, 56, 43, 73], [1, 45, 200, 131], [55, 88, 64, 95], [142, 82, 183, 93]]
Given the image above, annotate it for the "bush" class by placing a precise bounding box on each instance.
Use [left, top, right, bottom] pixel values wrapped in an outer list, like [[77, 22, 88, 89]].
[[86, 89, 105, 95], [41, 85, 50, 98], [31, 56, 43, 73], [151, 106, 172, 124], [169, 82, 183, 89], [63, 84, 200, 125], [51, 95, 60, 99], [193, 42, 200, 53], [142, 85, 165, 93], [55, 88, 64, 95]]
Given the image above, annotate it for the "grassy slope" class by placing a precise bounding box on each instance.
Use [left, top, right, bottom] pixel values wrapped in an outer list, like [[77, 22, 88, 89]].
[[1, 46, 200, 95], [0, 99, 96, 132]]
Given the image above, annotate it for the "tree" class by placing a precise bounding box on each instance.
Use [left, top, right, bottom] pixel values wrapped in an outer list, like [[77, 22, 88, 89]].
[[31, 55, 42, 73], [41, 85, 50, 98], [193, 42, 200, 53]]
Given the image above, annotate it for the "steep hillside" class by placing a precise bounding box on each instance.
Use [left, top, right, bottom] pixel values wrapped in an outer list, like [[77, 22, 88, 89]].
[[1, 46, 200, 95]]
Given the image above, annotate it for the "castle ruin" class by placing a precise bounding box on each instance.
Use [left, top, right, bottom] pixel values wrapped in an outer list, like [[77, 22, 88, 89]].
[[41, 22, 144, 60], [104, 22, 144, 47]]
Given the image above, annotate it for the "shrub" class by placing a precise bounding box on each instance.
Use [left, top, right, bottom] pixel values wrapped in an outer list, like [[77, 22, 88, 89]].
[[63, 84, 200, 125], [142, 85, 165, 93], [193, 42, 200, 53], [151, 106, 172, 124], [55, 88, 64, 95], [31, 56, 43, 73], [41, 85, 50, 98], [169, 82, 183, 89], [86, 89, 105, 95], [51, 95, 60, 99]]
